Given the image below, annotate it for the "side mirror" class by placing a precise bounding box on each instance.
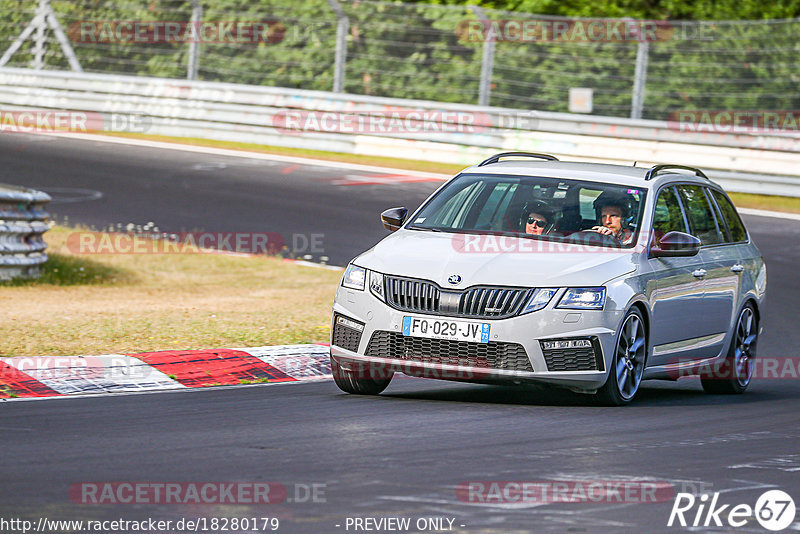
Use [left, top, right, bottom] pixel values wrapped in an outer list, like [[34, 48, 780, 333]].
[[650, 231, 701, 258], [380, 207, 408, 232]]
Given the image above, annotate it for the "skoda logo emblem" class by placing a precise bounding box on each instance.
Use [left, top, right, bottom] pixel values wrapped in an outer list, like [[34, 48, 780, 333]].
[[448, 274, 462, 285]]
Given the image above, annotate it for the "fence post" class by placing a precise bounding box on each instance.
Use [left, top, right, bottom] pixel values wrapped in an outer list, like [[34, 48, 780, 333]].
[[326, 0, 348, 93], [470, 6, 495, 107], [0, 0, 82, 71], [631, 40, 649, 119], [32, 0, 47, 69], [187, 0, 202, 80]]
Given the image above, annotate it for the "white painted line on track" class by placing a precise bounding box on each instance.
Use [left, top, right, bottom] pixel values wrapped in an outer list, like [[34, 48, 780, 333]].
[[35, 131, 800, 221], [39, 132, 453, 179], [739, 207, 800, 221]]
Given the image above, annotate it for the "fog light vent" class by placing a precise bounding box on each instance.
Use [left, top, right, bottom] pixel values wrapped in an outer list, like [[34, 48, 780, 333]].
[[332, 314, 364, 352], [540, 337, 603, 371]]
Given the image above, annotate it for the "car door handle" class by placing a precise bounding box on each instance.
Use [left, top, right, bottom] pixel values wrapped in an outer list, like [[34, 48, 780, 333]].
[[731, 264, 744, 273], [692, 269, 707, 279]]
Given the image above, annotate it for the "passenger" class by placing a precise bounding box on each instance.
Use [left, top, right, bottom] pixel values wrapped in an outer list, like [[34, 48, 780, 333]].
[[522, 201, 553, 236]]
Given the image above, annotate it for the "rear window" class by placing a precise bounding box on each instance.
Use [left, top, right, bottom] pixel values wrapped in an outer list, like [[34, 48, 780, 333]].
[[710, 189, 747, 243]]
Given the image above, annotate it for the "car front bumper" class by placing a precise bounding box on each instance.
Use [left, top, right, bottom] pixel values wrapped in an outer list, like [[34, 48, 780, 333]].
[[331, 285, 626, 391]]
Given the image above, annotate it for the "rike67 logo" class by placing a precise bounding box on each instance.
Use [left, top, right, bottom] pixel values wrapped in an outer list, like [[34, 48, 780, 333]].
[[668, 490, 796, 531]]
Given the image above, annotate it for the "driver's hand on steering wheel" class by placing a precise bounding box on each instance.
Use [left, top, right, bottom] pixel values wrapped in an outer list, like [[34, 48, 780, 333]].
[[591, 225, 614, 236]]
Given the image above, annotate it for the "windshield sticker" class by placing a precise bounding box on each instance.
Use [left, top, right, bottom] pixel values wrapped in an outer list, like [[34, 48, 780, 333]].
[[627, 189, 640, 195], [414, 217, 426, 223]]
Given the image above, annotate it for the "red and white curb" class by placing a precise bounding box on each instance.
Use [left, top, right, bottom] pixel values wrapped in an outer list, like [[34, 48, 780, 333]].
[[0, 344, 331, 400]]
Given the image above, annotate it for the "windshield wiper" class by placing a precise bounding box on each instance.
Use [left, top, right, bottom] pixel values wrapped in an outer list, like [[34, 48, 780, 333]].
[[407, 225, 446, 232]]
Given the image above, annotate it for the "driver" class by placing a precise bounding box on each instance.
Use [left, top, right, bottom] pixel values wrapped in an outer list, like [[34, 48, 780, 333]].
[[590, 193, 634, 245]]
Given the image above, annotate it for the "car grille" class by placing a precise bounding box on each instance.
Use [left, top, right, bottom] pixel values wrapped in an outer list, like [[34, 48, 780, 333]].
[[540, 338, 603, 372], [331, 314, 364, 352], [365, 331, 533, 372], [384, 275, 532, 319]]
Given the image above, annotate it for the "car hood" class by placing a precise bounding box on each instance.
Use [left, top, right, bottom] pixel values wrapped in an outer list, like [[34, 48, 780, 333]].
[[354, 230, 638, 288]]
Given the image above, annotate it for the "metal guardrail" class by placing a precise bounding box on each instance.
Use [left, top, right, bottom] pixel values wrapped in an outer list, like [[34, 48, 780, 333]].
[[0, 183, 50, 281], [1, 67, 799, 196]]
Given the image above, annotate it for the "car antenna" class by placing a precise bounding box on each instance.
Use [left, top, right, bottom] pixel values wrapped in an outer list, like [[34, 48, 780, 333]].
[[632, 161, 638, 166]]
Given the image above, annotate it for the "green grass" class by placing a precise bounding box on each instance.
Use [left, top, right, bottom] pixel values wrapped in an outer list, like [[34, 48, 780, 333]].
[[728, 192, 800, 214], [2, 252, 136, 287]]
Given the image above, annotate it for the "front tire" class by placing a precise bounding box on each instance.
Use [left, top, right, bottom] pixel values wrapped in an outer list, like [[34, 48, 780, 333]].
[[701, 303, 757, 394], [330, 356, 393, 395], [595, 308, 647, 406]]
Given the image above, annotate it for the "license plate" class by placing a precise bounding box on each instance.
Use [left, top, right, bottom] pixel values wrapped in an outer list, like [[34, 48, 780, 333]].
[[402, 316, 490, 343]]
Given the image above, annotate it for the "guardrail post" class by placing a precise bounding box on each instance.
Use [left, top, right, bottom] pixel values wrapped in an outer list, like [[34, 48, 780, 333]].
[[187, 0, 202, 80], [470, 6, 495, 107], [325, 0, 348, 93], [631, 40, 649, 119]]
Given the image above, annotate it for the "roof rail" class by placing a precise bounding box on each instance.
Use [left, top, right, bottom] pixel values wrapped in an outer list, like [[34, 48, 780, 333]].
[[644, 164, 709, 181], [478, 152, 559, 167]]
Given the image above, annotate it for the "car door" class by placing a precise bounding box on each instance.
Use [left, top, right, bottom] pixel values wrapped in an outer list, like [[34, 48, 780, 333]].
[[647, 185, 709, 366], [675, 184, 737, 359], [707, 187, 752, 334]]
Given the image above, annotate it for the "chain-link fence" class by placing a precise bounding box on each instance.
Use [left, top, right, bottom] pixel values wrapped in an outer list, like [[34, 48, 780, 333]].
[[1, 0, 799, 120]]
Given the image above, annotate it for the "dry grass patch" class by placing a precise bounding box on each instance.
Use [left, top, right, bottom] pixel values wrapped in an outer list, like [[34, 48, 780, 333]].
[[0, 226, 341, 356]]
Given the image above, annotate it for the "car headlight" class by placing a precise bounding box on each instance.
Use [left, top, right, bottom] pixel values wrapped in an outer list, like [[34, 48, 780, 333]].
[[342, 264, 366, 290], [520, 287, 557, 314], [557, 287, 606, 310], [369, 270, 385, 300]]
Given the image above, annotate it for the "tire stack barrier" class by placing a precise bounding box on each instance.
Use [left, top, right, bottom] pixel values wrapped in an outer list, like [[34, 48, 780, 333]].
[[0, 183, 50, 281]]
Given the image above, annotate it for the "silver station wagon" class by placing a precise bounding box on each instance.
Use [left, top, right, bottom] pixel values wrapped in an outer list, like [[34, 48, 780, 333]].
[[330, 153, 766, 405]]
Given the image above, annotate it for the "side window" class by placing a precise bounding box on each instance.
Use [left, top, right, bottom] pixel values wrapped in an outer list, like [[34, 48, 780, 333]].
[[677, 185, 723, 245], [653, 186, 688, 242], [710, 189, 747, 242], [579, 189, 602, 220]]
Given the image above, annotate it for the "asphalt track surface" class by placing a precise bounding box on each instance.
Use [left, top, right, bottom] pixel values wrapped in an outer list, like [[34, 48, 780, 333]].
[[2, 134, 800, 533]]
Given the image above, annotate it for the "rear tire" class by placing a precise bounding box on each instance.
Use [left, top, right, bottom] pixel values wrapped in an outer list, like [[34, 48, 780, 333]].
[[330, 356, 393, 395], [701, 303, 757, 394], [595, 308, 647, 406]]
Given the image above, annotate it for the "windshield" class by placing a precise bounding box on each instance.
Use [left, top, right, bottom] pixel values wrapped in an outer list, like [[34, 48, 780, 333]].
[[407, 173, 647, 248]]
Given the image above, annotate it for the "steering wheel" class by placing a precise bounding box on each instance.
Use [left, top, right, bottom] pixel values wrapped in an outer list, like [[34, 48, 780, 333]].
[[563, 230, 620, 247]]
